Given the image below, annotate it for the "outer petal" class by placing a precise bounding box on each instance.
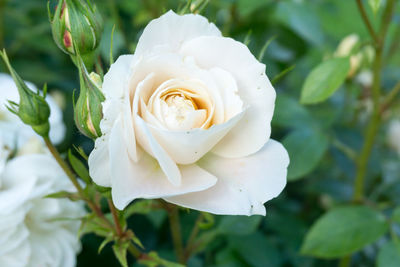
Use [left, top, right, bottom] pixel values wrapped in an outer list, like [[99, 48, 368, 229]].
[[101, 55, 135, 99], [0, 241, 30, 267], [88, 136, 111, 187], [0, 158, 37, 214], [102, 55, 138, 162], [180, 36, 276, 158], [89, 55, 137, 186], [135, 10, 221, 55], [164, 140, 289, 216], [108, 116, 217, 210]]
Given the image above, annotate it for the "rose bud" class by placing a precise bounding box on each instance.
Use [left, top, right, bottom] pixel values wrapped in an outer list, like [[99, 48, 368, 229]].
[[74, 59, 105, 139], [48, 0, 103, 56], [0, 50, 50, 138]]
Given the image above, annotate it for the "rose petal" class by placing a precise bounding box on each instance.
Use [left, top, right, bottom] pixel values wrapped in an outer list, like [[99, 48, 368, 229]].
[[164, 140, 289, 215], [88, 136, 111, 187], [209, 67, 243, 121], [135, 116, 182, 186], [102, 55, 134, 99], [180, 36, 276, 158], [0, 160, 37, 214], [147, 110, 245, 165], [108, 116, 217, 210], [135, 10, 221, 55]]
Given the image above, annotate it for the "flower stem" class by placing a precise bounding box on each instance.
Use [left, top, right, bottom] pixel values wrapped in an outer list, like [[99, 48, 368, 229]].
[[184, 213, 204, 261], [342, 1, 396, 265], [128, 243, 142, 258], [381, 80, 400, 112], [108, 199, 123, 237], [356, 0, 379, 44], [44, 137, 112, 226], [165, 203, 185, 263], [44, 137, 148, 262], [353, 0, 395, 202], [44, 137, 84, 195]]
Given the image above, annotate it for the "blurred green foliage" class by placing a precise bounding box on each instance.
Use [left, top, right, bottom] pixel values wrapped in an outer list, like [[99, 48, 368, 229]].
[[1, 0, 400, 266]]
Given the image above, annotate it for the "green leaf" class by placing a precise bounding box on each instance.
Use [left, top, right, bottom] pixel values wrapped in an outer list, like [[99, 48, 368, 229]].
[[138, 251, 184, 267], [78, 214, 110, 238], [301, 206, 389, 258], [237, 0, 272, 17], [273, 94, 316, 129], [125, 230, 144, 249], [98, 233, 114, 254], [45, 190, 81, 201], [377, 241, 400, 267], [392, 206, 400, 224], [228, 233, 281, 267], [300, 57, 350, 104], [274, 1, 324, 46], [112, 242, 129, 267], [124, 199, 159, 218], [191, 230, 219, 255], [218, 215, 262, 236], [258, 35, 277, 61], [368, 0, 382, 14], [68, 150, 91, 183], [282, 128, 329, 181]]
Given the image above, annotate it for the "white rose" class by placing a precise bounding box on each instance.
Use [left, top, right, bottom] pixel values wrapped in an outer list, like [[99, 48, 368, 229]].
[[0, 73, 66, 149], [388, 119, 400, 155], [88, 11, 289, 215], [0, 142, 84, 267]]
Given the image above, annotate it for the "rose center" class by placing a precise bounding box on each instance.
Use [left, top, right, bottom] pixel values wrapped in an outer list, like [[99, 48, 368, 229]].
[[159, 90, 207, 131], [163, 93, 196, 119]]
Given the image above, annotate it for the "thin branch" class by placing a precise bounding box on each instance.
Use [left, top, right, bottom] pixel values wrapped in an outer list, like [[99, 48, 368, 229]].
[[162, 202, 185, 263], [184, 213, 204, 261], [381, 80, 400, 112], [355, 0, 379, 44]]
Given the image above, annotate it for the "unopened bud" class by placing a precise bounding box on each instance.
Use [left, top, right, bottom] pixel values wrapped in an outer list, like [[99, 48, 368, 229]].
[[0, 50, 50, 138], [74, 61, 104, 139], [49, 0, 103, 56]]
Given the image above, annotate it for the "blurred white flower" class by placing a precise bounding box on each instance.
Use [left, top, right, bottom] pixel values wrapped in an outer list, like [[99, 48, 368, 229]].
[[335, 34, 361, 77], [334, 34, 374, 78], [0, 140, 85, 267], [89, 10, 289, 215], [0, 73, 66, 149], [355, 70, 373, 88], [335, 34, 359, 58], [388, 119, 400, 155]]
